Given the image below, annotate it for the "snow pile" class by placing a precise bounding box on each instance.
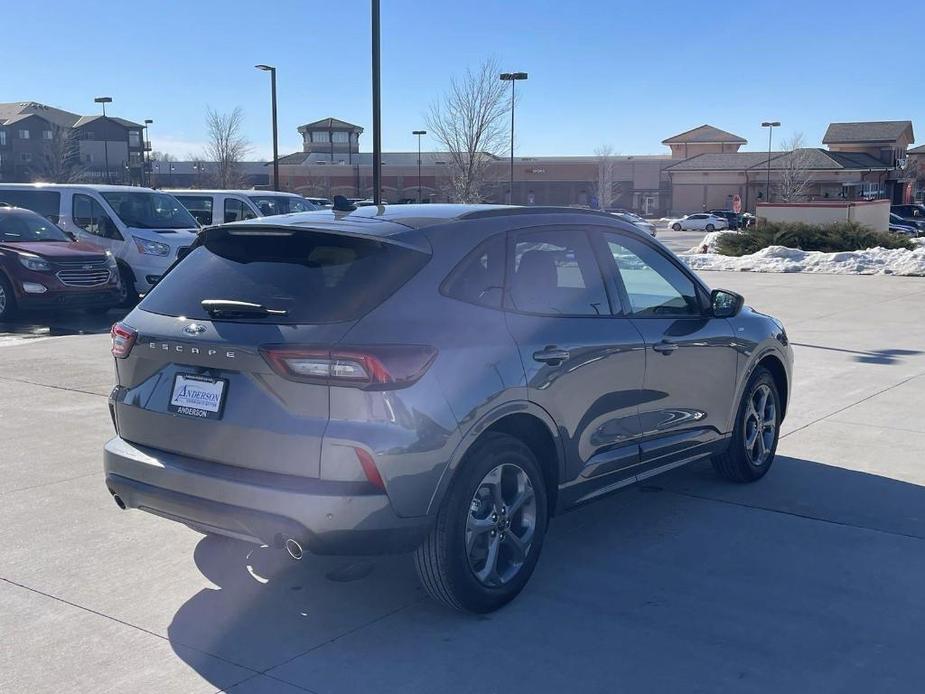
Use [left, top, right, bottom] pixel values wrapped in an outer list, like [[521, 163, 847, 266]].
[[681, 243, 925, 276]]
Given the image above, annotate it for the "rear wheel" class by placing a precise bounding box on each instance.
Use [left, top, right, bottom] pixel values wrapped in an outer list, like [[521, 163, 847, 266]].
[[0, 274, 17, 322], [671, 223, 682, 231], [706, 223, 715, 231], [415, 433, 548, 613], [712, 366, 780, 482]]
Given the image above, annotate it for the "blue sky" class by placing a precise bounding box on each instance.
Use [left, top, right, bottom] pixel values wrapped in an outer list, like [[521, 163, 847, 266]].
[[10, 0, 923, 160]]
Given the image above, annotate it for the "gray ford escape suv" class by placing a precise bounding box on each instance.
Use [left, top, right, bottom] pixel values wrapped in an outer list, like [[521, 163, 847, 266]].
[[104, 204, 792, 612]]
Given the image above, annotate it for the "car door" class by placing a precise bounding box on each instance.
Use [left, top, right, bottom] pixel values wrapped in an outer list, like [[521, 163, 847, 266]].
[[502, 225, 648, 505], [687, 214, 706, 230], [599, 230, 739, 476], [71, 193, 121, 256]]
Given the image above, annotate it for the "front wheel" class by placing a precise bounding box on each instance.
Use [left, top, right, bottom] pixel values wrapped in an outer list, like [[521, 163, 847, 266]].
[[415, 433, 548, 613], [0, 274, 17, 322], [116, 264, 139, 308], [712, 366, 781, 483]]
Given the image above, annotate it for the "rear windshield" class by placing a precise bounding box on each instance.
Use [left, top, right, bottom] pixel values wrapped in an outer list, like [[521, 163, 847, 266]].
[[139, 229, 429, 324]]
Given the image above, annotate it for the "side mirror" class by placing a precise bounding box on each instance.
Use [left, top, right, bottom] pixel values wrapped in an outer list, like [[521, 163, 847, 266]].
[[711, 288, 744, 318]]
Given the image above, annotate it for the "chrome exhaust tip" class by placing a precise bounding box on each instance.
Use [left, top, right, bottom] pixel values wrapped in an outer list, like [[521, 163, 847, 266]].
[[284, 538, 304, 560]]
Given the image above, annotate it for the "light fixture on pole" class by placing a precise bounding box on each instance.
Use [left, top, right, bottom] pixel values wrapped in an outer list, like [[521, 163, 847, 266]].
[[412, 130, 426, 202], [95, 97, 113, 184], [143, 119, 153, 187], [499, 72, 527, 204], [761, 121, 780, 204], [255, 64, 280, 191]]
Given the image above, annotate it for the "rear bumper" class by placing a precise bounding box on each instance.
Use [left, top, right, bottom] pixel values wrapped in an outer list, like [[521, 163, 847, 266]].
[[103, 437, 432, 555]]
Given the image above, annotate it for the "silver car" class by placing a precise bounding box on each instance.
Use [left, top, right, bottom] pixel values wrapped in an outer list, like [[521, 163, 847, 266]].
[[104, 205, 792, 612]]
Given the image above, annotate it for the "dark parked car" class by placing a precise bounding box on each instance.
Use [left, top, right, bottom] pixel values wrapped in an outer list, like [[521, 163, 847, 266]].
[[0, 205, 122, 320], [889, 213, 920, 237], [708, 209, 743, 230], [890, 207, 925, 233], [103, 205, 792, 612]]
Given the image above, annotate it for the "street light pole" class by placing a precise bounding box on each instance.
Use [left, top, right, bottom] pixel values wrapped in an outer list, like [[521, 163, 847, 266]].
[[371, 0, 382, 205], [95, 96, 113, 184], [143, 119, 153, 188], [499, 72, 528, 204], [761, 121, 780, 204], [412, 130, 426, 202], [255, 65, 280, 191]]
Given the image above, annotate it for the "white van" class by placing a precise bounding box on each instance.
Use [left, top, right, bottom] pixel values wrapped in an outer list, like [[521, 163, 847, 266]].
[[0, 184, 199, 300], [164, 190, 318, 226]]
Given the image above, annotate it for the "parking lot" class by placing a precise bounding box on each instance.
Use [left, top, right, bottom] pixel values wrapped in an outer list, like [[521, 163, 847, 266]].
[[3, 270, 925, 693]]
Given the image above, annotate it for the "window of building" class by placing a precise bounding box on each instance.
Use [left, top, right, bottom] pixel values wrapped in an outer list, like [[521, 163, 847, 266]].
[[311, 131, 330, 143], [129, 152, 142, 166], [42, 130, 54, 140], [18, 129, 30, 140], [331, 131, 349, 144], [0, 130, 6, 146], [508, 228, 608, 316], [19, 152, 32, 163], [128, 131, 141, 147]]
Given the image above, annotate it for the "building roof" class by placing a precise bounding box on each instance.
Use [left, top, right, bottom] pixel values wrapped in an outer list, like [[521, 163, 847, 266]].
[[297, 117, 364, 133], [666, 149, 892, 172], [72, 114, 143, 129], [906, 144, 925, 155], [0, 101, 81, 128], [822, 120, 913, 144], [661, 124, 747, 145], [273, 151, 501, 167]]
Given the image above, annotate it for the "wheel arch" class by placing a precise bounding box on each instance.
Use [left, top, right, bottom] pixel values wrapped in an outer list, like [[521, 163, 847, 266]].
[[426, 404, 564, 518], [756, 352, 789, 419]]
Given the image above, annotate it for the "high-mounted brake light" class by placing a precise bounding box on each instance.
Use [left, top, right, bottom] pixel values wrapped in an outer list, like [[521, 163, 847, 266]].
[[111, 322, 137, 359], [260, 345, 437, 389]]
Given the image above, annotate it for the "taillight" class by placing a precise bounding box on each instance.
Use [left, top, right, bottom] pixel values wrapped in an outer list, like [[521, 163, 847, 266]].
[[111, 322, 137, 359], [260, 344, 437, 389]]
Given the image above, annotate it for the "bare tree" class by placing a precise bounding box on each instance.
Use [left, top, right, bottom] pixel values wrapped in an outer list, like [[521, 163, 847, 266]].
[[149, 151, 175, 162], [594, 145, 617, 209], [204, 106, 251, 189], [775, 133, 814, 202], [426, 58, 509, 203], [32, 125, 86, 183]]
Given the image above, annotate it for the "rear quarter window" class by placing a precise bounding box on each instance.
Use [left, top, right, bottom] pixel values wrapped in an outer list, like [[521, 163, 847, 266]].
[[139, 229, 430, 324]]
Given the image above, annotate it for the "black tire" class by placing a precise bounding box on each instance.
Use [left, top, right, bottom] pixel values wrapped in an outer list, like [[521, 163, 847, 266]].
[[671, 223, 682, 231], [116, 263, 139, 308], [712, 366, 781, 483], [415, 432, 548, 613], [0, 273, 17, 322], [706, 223, 715, 231]]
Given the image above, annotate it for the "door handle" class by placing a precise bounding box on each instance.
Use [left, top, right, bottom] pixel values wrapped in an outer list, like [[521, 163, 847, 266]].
[[533, 346, 570, 365], [652, 340, 678, 354]]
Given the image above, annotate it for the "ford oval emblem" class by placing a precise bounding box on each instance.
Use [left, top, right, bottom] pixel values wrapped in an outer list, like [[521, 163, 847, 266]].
[[183, 323, 206, 336]]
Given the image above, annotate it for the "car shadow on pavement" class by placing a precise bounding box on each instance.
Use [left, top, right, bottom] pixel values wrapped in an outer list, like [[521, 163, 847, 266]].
[[167, 456, 925, 693], [790, 342, 923, 365], [0, 308, 126, 342]]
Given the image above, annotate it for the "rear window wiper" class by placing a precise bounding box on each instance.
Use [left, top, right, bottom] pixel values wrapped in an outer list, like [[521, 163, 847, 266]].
[[201, 299, 289, 319]]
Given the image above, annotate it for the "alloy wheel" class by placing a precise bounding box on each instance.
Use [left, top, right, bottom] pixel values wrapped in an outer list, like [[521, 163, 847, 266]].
[[0, 284, 6, 317], [743, 383, 776, 466], [465, 463, 537, 587]]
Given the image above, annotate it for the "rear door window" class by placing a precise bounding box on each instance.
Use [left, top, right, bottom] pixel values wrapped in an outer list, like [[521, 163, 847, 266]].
[[139, 229, 430, 324], [0, 190, 61, 221], [224, 198, 257, 223]]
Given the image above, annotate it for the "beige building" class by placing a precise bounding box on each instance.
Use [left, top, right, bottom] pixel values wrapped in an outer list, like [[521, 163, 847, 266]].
[[269, 118, 917, 215]]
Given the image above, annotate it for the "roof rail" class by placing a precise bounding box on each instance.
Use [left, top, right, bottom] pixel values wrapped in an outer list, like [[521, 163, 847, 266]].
[[459, 206, 617, 221]]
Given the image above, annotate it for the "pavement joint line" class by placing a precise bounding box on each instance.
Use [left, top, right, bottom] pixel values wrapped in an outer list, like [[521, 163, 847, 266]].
[[780, 371, 925, 441], [660, 487, 925, 543], [0, 576, 270, 681], [0, 374, 107, 399], [215, 672, 321, 694], [0, 471, 101, 498], [819, 417, 925, 437]]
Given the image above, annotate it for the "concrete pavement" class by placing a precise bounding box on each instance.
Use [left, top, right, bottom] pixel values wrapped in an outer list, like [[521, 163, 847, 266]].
[[2, 271, 925, 693]]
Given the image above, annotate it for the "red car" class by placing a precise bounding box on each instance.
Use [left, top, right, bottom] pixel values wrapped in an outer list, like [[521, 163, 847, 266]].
[[0, 205, 122, 320]]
